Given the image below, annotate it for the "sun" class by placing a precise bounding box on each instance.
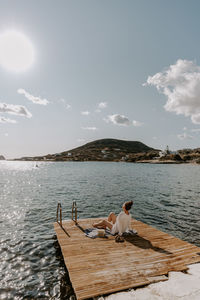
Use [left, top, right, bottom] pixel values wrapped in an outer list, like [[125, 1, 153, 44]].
[[0, 30, 35, 72]]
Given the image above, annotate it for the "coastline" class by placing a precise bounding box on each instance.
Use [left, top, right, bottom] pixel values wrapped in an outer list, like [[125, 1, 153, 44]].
[[2, 138, 200, 164], [4, 159, 200, 165]]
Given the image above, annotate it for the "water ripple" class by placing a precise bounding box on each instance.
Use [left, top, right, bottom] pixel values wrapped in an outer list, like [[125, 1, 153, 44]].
[[1, 161, 200, 299]]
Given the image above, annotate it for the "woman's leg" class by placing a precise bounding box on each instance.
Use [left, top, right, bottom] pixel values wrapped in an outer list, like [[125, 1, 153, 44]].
[[93, 219, 113, 230], [108, 212, 117, 224]]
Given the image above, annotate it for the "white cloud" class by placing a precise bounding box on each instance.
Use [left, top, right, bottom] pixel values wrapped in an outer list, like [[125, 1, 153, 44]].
[[0, 102, 32, 118], [59, 99, 71, 109], [144, 59, 200, 124], [95, 102, 107, 113], [81, 111, 90, 115], [106, 114, 131, 126], [98, 102, 107, 109], [177, 132, 194, 140], [81, 126, 97, 131], [133, 120, 143, 127], [18, 88, 49, 105], [0, 117, 17, 124], [65, 104, 71, 110]]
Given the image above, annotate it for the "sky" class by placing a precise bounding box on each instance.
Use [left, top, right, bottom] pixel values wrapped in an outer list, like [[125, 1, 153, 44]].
[[1, 0, 200, 158]]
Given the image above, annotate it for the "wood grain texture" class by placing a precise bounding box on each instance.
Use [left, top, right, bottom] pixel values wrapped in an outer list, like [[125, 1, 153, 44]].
[[54, 218, 200, 300]]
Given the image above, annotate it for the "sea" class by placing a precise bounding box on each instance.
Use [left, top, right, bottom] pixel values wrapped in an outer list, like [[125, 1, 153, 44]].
[[0, 161, 200, 300]]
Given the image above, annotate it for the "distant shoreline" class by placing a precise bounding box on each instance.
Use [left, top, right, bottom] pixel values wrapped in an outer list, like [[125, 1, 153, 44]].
[[2, 138, 200, 164], [4, 159, 200, 165]]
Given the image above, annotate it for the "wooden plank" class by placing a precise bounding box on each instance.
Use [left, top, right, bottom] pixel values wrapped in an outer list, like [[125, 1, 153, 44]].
[[54, 218, 200, 300]]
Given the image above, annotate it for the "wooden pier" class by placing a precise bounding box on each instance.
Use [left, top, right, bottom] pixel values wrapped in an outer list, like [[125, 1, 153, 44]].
[[54, 218, 200, 300]]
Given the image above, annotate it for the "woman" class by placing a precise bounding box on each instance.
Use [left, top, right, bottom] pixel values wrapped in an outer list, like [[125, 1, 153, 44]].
[[93, 201, 133, 236]]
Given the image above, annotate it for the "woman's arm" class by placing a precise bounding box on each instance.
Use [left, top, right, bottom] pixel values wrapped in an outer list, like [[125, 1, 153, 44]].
[[128, 217, 132, 230], [116, 214, 123, 236]]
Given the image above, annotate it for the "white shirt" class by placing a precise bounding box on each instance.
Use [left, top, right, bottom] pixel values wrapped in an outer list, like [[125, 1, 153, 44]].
[[111, 211, 132, 236]]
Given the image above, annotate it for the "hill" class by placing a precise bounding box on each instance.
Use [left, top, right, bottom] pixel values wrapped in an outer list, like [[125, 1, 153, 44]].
[[18, 138, 159, 162], [12, 140, 200, 164], [60, 138, 156, 160], [63, 139, 154, 154]]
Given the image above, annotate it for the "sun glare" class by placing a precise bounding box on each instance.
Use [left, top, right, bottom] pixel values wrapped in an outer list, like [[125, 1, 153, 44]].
[[0, 30, 35, 72]]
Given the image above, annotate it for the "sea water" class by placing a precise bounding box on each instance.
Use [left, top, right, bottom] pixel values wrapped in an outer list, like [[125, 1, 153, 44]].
[[0, 161, 200, 299]]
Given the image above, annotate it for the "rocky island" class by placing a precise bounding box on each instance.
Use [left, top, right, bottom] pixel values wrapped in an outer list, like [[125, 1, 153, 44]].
[[14, 139, 159, 162], [13, 138, 200, 164]]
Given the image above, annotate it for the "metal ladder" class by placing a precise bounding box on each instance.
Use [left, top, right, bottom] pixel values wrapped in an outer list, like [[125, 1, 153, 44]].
[[56, 201, 78, 237]]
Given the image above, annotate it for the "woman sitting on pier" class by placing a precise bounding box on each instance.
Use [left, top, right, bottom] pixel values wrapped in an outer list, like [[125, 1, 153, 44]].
[[93, 201, 133, 236]]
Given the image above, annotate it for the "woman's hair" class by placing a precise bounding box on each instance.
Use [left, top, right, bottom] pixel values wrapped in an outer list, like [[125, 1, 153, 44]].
[[125, 201, 133, 211]]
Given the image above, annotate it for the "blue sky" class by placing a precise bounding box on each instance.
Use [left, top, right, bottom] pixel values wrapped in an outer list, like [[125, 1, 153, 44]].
[[1, 0, 200, 158]]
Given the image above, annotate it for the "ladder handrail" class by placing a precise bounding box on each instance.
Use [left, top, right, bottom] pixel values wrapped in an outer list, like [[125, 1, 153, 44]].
[[57, 202, 62, 227], [72, 200, 78, 224], [56, 202, 70, 237]]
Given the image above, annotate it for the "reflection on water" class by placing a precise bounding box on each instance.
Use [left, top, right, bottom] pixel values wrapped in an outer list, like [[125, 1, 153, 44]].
[[0, 160, 42, 171], [0, 161, 200, 299]]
